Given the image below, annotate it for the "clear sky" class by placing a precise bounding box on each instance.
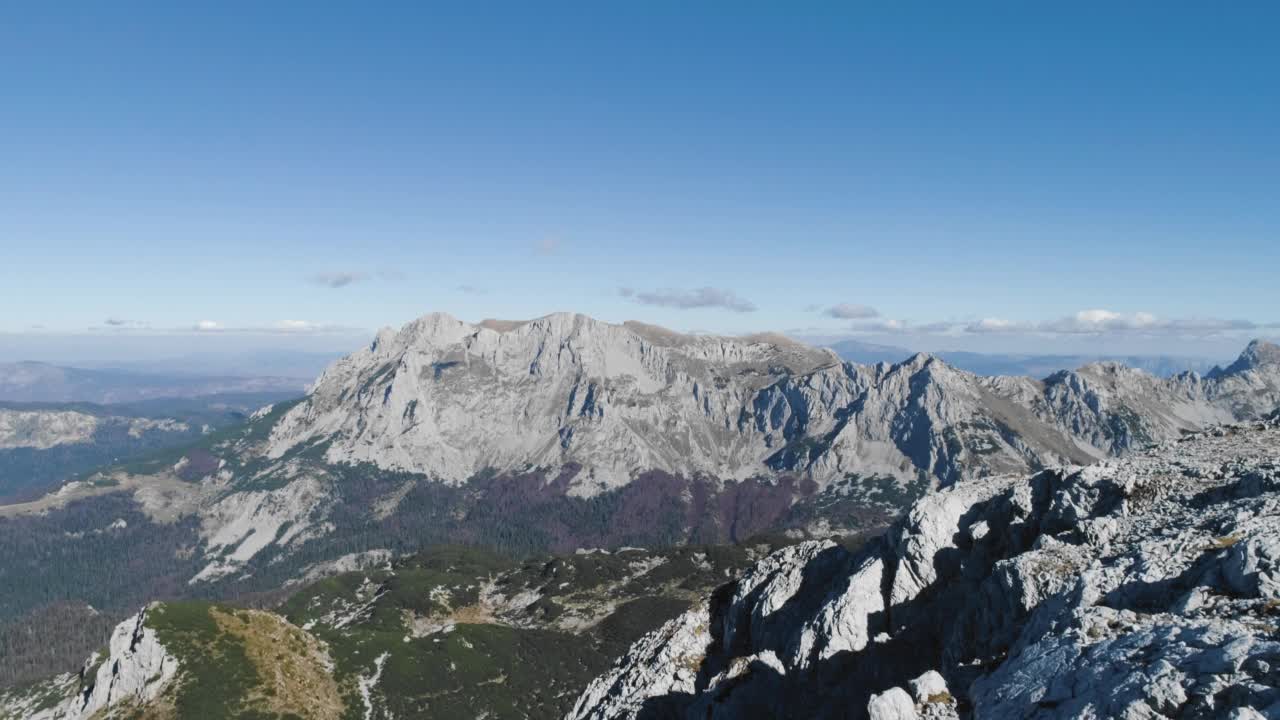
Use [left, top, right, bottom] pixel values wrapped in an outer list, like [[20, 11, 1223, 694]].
[[1, 2, 1277, 364]]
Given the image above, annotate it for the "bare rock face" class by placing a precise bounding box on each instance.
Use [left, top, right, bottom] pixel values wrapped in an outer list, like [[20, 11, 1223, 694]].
[[266, 312, 848, 494], [37, 313, 1274, 587], [569, 605, 713, 719], [262, 312, 1280, 497], [75, 606, 178, 718], [867, 687, 918, 720], [568, 414, 1280, 719], [8, 606, 180, 720]]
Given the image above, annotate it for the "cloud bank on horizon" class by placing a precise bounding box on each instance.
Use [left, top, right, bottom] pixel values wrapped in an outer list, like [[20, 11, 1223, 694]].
[[58, 305, 1277, 347], [619, 287, 758, 313], [797, 308, 1279, 346]]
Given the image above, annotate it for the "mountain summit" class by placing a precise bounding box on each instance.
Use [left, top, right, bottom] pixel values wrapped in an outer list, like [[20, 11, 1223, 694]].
[[266, 312, 840, 494], [266, 313, 1280, 497], [569, 414, 1280, 719], [7, 313, 1279, 592], [1209, 339, 1280, 378]]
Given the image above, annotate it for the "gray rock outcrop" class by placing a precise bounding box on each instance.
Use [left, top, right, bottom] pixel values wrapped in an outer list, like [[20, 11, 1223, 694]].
[[569, 413, 1280, 718], [265, 312, 1280, 496], [2, 606, 179, 720]]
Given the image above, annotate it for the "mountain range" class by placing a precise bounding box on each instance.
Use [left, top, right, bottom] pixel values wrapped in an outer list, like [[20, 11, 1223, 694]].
[[0, 311, 1277, 716], [266, 313, 1278, 495], [6, 409, 1278, 719], [0, 393, 300, 503], [0, 361, 308, 404], [6, 313, 1279, 589], [825, 338, 1226, 378]]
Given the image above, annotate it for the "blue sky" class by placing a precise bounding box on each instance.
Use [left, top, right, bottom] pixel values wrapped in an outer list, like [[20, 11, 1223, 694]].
[[1, 2, 1277, 363]]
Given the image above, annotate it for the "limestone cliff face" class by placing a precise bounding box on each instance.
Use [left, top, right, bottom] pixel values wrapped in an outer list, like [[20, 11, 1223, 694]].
[[31, 313, 1277, 587], [266, 312, 847, 494], [569, 414, 1280, 719], [75, 607, 178, 719], [262, 311, 1280, 497], [3, 606, 180, 720], [0, 601, 350, 720]]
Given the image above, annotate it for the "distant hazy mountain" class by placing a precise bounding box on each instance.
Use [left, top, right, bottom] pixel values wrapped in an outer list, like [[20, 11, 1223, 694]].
[[825, 338, 1220, 378], [0, 392, 300, 502], [100, 349, 345, 381], [0, 361, 309, 403], [262, 315, 1276, 499], [813, 338, 913, 366]]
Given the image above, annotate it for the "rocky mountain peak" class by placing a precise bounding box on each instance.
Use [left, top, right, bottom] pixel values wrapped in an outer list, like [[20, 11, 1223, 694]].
[[138, 326, 1274, 586], [570, 417, 1280, 719], [1207, 339, 1280, 379], [898, 351, 940, 370], [268, 312, 857, 492], [267, 318, 1279, 498], [1077, 359, 1151, 375]]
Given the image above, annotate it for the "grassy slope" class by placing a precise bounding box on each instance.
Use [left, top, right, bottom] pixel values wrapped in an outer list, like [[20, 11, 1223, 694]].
[[128, 601, 342, 720], [276, 543, 781, 719], [2, 542, 781, 720]]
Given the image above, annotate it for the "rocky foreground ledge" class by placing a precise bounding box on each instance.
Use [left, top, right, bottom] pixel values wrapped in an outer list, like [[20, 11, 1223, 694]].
[[570, 411, 1280, 719]]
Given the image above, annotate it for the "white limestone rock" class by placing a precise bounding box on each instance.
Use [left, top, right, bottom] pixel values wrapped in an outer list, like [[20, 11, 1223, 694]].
[[262, 314, 1279, 499], [790, 553, 885, 667], [76, 607, 178, 718], [567, 416, 1280, 719], [191, 474, 335, 583], [867, 687, 918, 720], [568, 605, 713, 720], [89, 316, 1274, 587], [909, 670, 949, 704], [2, 606, 179, 720], [1223, 535, 1280, 600]]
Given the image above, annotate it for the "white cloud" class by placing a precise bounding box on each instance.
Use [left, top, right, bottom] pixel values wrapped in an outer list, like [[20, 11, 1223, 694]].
[[244, 320, 362, 335], [846, 318, 908, 334], [1079, 309, 1123, 325], [101, 317, 150, 330], [1040, 309, 1260, 336], [1044, 309, 1135, 333], [823, 303, 880, 320], [875, 319, 905, 332], [620, 286, 757, 313], [308, 271, 368, 288], [914, 321, 963, 335], [53, 319, 366, 337], [964, 317, 1031, 334], [815, 308, 1276, 342], [274, 320, 324, 332]]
